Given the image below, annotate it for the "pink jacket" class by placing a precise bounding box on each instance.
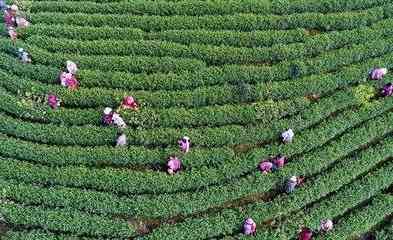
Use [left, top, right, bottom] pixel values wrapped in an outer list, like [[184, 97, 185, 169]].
[[298, 228, 313, 240], [167, 156, 181, 174], [122, 96, 138, 110], [60, 72, 79, 90], [258, 161, 273, 174], [47, 94, 60, 109], [243, 218, 256, 235], [370, 68, 387, 80]]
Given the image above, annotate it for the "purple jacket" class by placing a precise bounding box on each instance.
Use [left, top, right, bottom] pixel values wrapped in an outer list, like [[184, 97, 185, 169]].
[[369, 68, 387, 80], [381, 83, 393, 97]]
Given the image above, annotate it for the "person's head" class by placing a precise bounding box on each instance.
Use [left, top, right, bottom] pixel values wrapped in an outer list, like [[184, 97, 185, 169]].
[[66, 60, 77, 74], [289, 176, 297, 183], [245, 218, 255, 225], [10, 4, 18, 16], [103, 107, 112, 115]]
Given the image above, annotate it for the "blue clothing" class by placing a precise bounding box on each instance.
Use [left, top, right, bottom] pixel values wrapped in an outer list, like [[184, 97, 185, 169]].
[[272, 164, 279, 172], [285, 181, 296, 193], [0, 1, 6, 11]]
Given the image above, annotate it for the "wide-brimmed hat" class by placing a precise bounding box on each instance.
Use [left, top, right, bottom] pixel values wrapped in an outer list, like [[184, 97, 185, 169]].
[[10, 4, 18, 11]]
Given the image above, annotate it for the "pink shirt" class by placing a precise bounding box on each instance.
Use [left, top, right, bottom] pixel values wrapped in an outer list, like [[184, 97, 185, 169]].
[[259, 161, 273, 174], [167, 157, 181, 174], [243, 218, 256, 235], [298, 228, 313, 240], [60, 72, 79, 90], [370, 68, 387, 80], [273, 156, 285, 168], [122, 96, 138, 110], [47, 94, 60, 109], [4, 11, 16, 28]]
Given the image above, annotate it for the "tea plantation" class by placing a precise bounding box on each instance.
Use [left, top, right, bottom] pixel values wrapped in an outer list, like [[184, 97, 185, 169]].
[[0, 0, 393, 239]]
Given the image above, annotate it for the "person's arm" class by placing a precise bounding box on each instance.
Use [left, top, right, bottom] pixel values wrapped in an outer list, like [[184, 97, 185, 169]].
[[3, 12, 12, 27]]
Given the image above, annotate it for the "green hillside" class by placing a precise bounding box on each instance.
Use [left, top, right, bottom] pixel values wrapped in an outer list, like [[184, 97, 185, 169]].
[[0, 0, 393, 239]]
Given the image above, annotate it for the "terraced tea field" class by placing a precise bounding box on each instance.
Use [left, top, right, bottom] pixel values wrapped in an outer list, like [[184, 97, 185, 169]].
[[1, 0, 393, 239]]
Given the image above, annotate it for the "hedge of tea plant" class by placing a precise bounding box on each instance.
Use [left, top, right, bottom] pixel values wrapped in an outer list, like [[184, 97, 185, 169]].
[[1, 0, 393, 239]]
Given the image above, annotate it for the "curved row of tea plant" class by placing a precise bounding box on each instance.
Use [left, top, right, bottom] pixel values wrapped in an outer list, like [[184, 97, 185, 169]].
[[3, 110, 393, 222], [28, 5, 389, 32], [1, 37, 392, 110], [2, 0, 393, 239], [139, 141, 393, 239], [4, 98, 391, 205], [28, 0, 390, 16], [25, 20, 393, 65]]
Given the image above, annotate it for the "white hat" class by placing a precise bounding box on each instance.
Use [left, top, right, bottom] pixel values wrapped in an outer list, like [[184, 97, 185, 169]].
[[245, 218, 255, 225], [289, 176, 297, 182], [66, 60, 78, 74], [10, 4, 18, 11], [183, 136, 190, 141], [103, 107, 112, 115], [282, 129, 294, 141], [18, 48, 24, 52]]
